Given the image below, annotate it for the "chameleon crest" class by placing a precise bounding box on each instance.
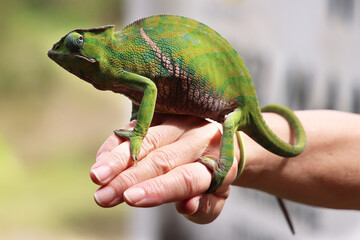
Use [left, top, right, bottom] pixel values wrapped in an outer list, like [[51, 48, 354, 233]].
[[48, 15, 306, 233]]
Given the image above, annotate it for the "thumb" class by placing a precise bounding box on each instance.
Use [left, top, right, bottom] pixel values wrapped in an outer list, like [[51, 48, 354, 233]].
[[175, 186, 231, 224]]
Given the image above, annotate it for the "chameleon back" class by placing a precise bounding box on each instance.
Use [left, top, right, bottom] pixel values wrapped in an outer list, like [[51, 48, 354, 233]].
[[116, 15, 257, 122]]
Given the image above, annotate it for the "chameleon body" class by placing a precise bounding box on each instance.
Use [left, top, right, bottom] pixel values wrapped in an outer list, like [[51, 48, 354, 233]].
[[48, 15, 306, 233]]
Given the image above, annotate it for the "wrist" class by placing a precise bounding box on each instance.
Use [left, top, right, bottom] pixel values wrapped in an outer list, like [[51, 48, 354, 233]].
[[232, 112, 293, 189]]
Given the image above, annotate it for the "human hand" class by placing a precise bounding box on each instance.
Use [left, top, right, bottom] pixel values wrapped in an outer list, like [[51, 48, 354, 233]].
[[90, 114, 239, 224]]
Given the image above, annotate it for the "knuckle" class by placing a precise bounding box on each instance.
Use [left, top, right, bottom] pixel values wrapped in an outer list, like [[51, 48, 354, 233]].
[[109, 150, 129, 171], [148, 179, 167, 202], [178, 167, 198, 195], [112, 171, 138, 193], [148, 148, 178, 175], [121, 171, 138, 187], [141, 130, 161, 153]]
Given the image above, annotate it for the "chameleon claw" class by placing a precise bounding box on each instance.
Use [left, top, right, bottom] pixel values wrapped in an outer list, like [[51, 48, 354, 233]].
[[132, 157, 138, 166], [130, 136, 142, 162], [199, 157, 226, 193], [199, 157, 218, 173], [114, 129, 143, 162], [132, 154, 138, 162]]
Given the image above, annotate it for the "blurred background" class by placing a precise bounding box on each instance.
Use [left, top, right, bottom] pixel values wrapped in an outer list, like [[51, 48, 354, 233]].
[[1, 0, 359, 239], [0, 0, 131, 239]]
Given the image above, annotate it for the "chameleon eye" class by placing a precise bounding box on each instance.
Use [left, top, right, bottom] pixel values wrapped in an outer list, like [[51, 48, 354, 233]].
[[65, 32, 84, 52]]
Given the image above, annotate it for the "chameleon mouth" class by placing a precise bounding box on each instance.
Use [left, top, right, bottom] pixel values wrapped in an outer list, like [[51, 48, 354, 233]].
[[47, 50, 97, 63]]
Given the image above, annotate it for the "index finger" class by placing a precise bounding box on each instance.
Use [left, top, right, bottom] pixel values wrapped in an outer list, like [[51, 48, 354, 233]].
[[95, 113, 174, 159], [96, 120, 137, 159], [91, 116, 211, 186]]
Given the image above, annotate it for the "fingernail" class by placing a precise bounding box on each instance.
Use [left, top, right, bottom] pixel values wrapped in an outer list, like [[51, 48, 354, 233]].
[[91, 165, 112, 184], [94, 186, 116, 206], [124, 187, 146, 205]]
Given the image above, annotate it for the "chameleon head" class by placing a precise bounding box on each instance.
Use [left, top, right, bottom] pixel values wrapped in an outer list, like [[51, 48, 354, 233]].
[[47, 25, 115, 90]]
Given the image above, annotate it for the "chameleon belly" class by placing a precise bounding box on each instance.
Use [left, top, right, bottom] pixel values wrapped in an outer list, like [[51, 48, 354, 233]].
[[153, 76, 239, 121]]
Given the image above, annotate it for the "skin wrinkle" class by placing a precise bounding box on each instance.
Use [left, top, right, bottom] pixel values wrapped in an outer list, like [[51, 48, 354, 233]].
[[146, 175, 169, 205], [138, 127, 162, 156], [147, 147, 178, 175], [109, 170, 139, 205], [133, 117, 188, 162], [146, 122, 212, 177], [109, 147, 131, 171], [179, 164, 205, 197]]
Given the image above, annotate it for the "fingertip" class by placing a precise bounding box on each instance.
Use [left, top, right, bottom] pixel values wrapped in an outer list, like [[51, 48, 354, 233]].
[[96, 131, 130, 158], [94, 186, 116, 207], [90, 168, 102, 185], [179, 191, 229, 224], [94, 186, 124, 208], [90, 165, 112, 185]]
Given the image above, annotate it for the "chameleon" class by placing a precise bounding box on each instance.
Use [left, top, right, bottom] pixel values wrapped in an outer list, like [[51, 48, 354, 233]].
[[48, 15, 306, 233]]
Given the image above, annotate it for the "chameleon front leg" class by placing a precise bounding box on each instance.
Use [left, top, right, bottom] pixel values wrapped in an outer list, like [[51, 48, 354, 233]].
[[200, 109, 244, 193], [114, 71, 157, 161]]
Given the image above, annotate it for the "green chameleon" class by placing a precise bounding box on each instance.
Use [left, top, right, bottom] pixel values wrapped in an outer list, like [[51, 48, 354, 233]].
[[48, 15, 306, 233]]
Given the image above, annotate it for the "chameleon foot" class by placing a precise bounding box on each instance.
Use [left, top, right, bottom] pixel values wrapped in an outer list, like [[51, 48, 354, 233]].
[[114, 129, 143, 161], [114, 129, 132, 138], [199, 157, 227, 193]]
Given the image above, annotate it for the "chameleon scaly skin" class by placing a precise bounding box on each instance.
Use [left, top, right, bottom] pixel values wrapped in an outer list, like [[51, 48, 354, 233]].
[[48, 15, 306, 232]]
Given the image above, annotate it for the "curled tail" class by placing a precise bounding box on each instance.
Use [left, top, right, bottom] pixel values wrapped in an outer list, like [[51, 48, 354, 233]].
[[245, 104, 306, 157]]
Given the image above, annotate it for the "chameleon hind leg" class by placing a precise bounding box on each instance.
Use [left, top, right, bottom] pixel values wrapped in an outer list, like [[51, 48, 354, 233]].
[[200, 109, 244, 193], [114, 72, 157, 161]]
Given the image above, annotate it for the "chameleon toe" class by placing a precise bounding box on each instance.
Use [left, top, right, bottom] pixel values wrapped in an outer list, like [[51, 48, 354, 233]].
[[114, 129, 132, 138], [199, 157, 227, 193], [129, 136, 142, 161]]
